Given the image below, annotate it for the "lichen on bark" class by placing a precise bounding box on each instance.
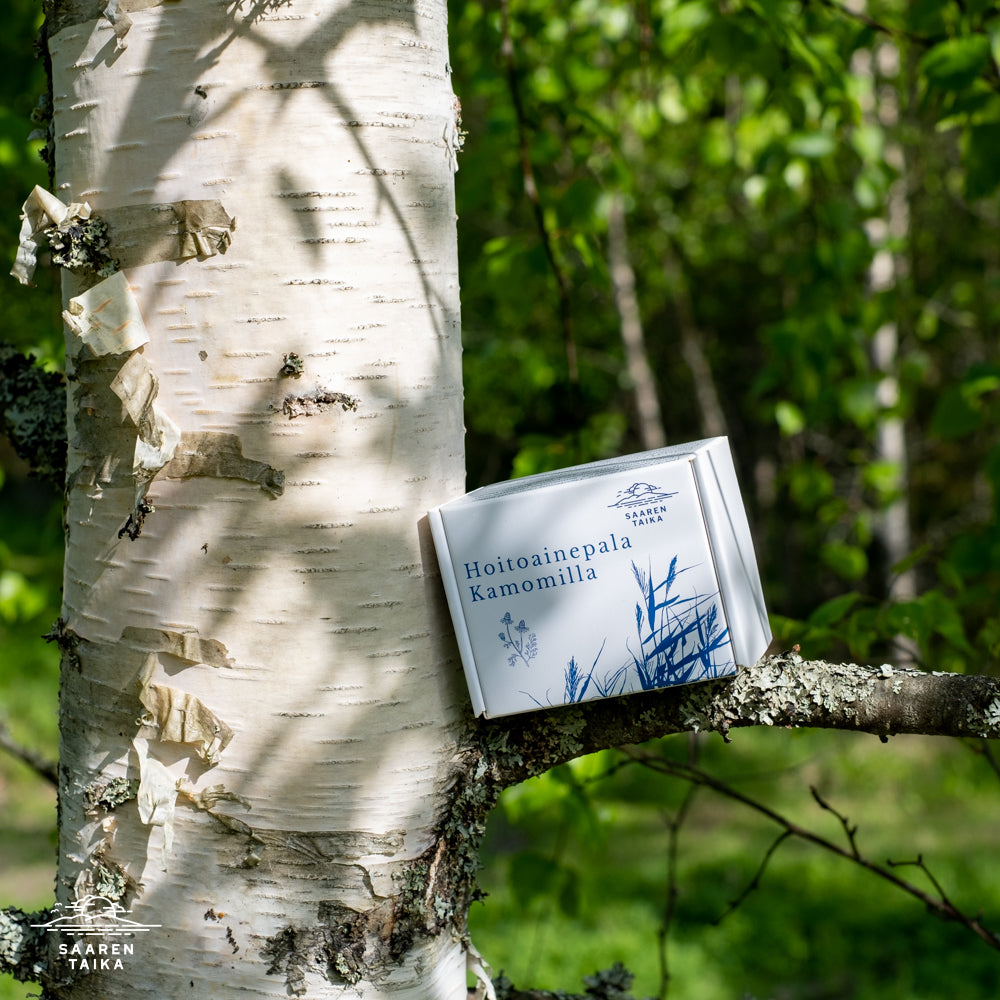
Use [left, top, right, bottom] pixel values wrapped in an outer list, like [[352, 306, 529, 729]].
[[0, 907, 53, 985], [0, 343, 66, 488], [480, 654, 1000, 789]]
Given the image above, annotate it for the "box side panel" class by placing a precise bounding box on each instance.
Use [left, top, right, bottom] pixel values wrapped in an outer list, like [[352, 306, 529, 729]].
[[692, 441, 772, 666], [428, 508, 487, 716]]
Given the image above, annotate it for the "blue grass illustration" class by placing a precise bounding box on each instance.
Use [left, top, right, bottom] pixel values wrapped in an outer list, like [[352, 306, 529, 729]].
[[498, 611, 538, 668], [521, 639, 615, 710], [627, 557, 731, 688], [591, 661, 632, 698], [563, 638, 608, 703], [509, 556, 730, 709]]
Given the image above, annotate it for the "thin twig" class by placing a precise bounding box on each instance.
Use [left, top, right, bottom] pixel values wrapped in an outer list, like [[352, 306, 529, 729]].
[[497, 0, 577, 382], [714, 829, 793, 925], [970, 738, 1000, 784], [656, 734, 700, 1000], [887, 855, 954, 909], [619, 746, 1000, 951], [810, 785, 860, 859], [807, 0, 929, 43], [0, 719, 58, 786]]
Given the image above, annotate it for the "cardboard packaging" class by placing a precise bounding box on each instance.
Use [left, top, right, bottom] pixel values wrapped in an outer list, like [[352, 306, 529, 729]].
[[429, 437, 771, 718]]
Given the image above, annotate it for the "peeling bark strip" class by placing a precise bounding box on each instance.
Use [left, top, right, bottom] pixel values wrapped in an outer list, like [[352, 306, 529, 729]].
[[13, 188, 232, 283], [162, 431, 285, 496], [480, 655, 1000, 788], [138, 683, 234, 765], [46, 0, 165, 38], [121, 626, 234, 667], [99, 200, 235, 268]]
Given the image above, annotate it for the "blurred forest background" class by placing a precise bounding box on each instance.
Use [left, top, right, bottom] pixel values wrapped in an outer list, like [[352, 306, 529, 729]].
[[3, 0, 1000, 997]]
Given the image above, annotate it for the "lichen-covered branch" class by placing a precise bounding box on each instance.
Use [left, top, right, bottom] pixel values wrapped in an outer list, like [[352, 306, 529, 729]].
[[0, 906, 53, 984], [475, 654, 1000, 788], [493, 962, 639, 1000], [427, 653, 1000, 953], [0, 342, 66, 488]]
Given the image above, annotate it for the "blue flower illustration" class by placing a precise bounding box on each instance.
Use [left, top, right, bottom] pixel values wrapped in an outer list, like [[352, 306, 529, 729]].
[[498, 612, 538, 668]]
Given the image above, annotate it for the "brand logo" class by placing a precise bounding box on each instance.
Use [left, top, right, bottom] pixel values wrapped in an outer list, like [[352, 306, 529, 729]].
[[32, 895, 160, 973], [608, 482, 677, 526]]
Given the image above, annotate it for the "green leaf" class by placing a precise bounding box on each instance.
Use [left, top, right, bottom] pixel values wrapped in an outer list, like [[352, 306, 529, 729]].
[[863, 460, 904, 502], [930, 385, 982, 439], [838, 378, 879, 428], [919, 35, 992, 91], [775, 400, 805, 435], [934, 557, 965, 593], [850, 123, 885, 163], [922, 590, 975, 654], [787, 463, 836, 509], [807, 591, 863, 628], [821, 542, 867, 581], [0, 569, 47, 623], [930, 366, 1000, 437], [965, 123, 1000, 199], [787, 131, 836, 158], [890, 545, 932, 579], [883, 600, 929, 649]]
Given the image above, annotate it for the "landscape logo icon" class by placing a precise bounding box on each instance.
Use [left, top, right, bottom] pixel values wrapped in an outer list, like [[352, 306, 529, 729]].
[[32, 895, 160, 972]]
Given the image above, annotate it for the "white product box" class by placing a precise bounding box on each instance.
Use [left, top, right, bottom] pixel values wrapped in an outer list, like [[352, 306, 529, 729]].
[[429, 437, 771, 718]]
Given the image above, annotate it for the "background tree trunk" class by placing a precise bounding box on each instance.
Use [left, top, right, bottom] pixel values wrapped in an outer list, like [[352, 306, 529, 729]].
[[606, 194, 666, 450], [856, 36, 917, 640], [47, 1, 467, 996]]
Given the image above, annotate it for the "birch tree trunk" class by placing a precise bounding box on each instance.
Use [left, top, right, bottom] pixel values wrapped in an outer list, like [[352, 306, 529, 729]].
[[854, 34, 918, 662], [45, 1, 467, 996], [606, 194, 665, 451]]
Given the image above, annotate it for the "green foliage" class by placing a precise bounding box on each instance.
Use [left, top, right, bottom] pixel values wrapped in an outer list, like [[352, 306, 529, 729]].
[[450, 2, 1000, 994], [451, 0, 1000, 668], [0, 0, 62, 796], [473, 732, 1000, 999], [0, 13, 63, 991], [3, 0, 1000, 996]]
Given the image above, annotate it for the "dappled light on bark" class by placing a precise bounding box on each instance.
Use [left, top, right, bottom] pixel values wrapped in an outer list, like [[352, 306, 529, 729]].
[[34, 1, 470, 997]]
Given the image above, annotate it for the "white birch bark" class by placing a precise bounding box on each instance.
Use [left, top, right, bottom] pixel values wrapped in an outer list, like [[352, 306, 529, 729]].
[[47, 1, 467, 996]]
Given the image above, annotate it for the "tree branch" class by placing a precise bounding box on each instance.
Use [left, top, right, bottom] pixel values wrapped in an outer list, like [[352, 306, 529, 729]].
[[480, 654, 1000, 788], [0, 719, 58, 786], [618, 748, 1000, 951], [0, 906, 53, 984], [655, 736, 698, 1000]]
